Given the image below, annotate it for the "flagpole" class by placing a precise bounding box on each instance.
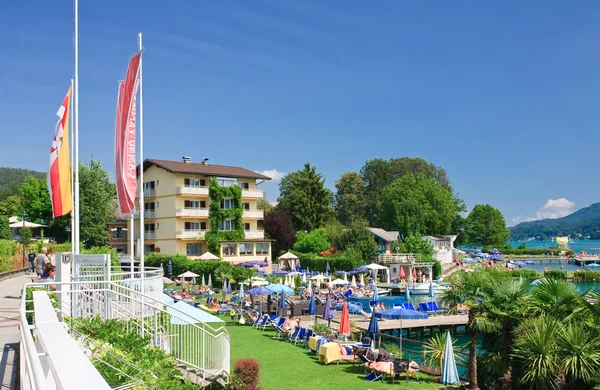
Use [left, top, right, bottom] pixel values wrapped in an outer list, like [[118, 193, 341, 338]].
[[137, 32, 145, 335], [69, 78, 75, 247], [73, 0, 80, 254], [129, 214, 134, 278]]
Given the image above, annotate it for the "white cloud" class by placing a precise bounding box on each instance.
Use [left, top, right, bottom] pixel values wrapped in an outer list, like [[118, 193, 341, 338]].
[[259, 169, 286, 181], [512, 198, 576, 225]]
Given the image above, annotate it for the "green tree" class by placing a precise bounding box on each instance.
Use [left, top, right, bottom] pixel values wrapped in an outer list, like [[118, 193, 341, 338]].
[[337, 225, 378, 262], [376, 174, 458, 235], [79, 159, 116, 248], [293, 228, 330, 254], [465, 204, 510, 247], [277, 163, 334, 232], [0, 216, 12, 240], [334, 172, 367, 224], [0, 195, 22, 217], [20, 226, 32, 245], [403, 233, 434, 257], [21, 177, 52, 223]]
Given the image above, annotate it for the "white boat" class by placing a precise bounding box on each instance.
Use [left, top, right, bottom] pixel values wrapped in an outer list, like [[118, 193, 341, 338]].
[[377, 288, 390, 297]]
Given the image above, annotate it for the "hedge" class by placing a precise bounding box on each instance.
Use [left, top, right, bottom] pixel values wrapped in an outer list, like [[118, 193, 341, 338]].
[[296, 253, 364, 273], [0, 240, 18, 273]]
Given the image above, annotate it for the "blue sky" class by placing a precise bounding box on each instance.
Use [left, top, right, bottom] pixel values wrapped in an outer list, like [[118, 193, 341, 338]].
[[2, 1, 600, 226]]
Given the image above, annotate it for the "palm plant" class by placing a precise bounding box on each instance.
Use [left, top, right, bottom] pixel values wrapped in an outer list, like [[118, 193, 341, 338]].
[[440, 271, 493, 390], [423, 332, 462, 372], [527, 278, 586, 321]]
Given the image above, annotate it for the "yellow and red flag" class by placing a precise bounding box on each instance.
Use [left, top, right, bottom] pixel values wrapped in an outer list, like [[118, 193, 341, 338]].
[[48, 86, 73, 218]]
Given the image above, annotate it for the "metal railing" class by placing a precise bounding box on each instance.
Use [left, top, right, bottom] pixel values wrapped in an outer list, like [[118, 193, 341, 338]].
[[377, 253, 422, 264], [21, 279, 230, 388], [242, 210, 264, 219], [176, 186, 209, 196], [176, 208, 209, 218], [176, 230, 206, 239], [241, 189, 263, 198], [244, 230, 264, 239]]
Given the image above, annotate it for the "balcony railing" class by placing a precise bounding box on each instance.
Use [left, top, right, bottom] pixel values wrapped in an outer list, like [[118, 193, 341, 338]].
[[376, 253, 422, 264], [143, 188, 155, 197], [245, 230, 264, 239], [143, 209, 156, 219], [241, 189, 263, 198], [176, 186, 209, 196], [136, 231, 156, 240], [176, 230, 206, 240], [176, 208, 209, 218], [242, 210, 264, 219]]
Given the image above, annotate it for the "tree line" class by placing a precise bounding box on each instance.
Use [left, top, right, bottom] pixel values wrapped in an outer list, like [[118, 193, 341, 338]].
[[264, 157, 510, 261]]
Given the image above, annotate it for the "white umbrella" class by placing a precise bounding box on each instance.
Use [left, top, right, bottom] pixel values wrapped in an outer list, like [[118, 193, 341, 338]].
[[360, 274, 365, 285], [386, 269, 391, 284], [307, 280, 312, 294], [328, 275, 332, 284], [279, 278, 283, 285], [9, 220, 46, 228], [344, 273, 348, 283], [351, 275, 357, 288], [198, 251, 220, 260], [179, 271, 199, 278], [208, 274, 212, 287], [366, 263, 388, 270], [290, 276, 295, 289], [201, 274, 206, 287], [330, 278, 349, 285], [302, 273, 307, 284]]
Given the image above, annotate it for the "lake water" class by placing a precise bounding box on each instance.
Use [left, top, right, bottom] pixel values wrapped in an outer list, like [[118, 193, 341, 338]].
[[508, 239, 600, 254]]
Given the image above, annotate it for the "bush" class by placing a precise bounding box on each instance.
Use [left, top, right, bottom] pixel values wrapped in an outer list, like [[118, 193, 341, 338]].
[[0, 240, 18, 272], [145, 253, 235, 285], [544, 270, 567, 280], [82, 246, 120, 266], [511, 269, 538, 280], [297, 252, 364, 272], [293, 229, 330, 254], [20, 227, 32, 245], [230, 358, 260, 390], [0, 217, 12, 240]]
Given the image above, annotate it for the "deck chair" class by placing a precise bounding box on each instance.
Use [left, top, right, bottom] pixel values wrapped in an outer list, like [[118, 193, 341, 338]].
[[427, 302, 444, 315], [261, 316, 278, 331], [254, 316, 269, 329], [287, 326, 301, 342], [357, 351, 375, 373], [363, 371, 382, 382], [404, 303, 416, 311], [292, 328, 306, 345], [301, 329, 313, 347], [272, 324, 287, 339]]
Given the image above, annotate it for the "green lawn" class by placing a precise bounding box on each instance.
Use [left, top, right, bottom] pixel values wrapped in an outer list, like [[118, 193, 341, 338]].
[[223, 318, 459, 390]]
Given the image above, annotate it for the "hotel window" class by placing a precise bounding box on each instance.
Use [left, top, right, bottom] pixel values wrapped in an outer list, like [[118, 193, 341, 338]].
[[256, 243, 269, 255], [144, 181, 155, 190], [184, 178, 205, 188], [220, 198, 234, 209], [244, 223, 250, 231], [186, 243, 202, 256], [185, 222, 201, 231], [144, 244, 155, 254], [239, 243, 254, 255], [237, 182, 249, 190], [217, 178, 235, 187], [113, 227, 125, 239], [219, 219, 235, 231], [144, 202, 155, 210], [222, 244, 237, 256], [243, 202, 250, 211], [144, 223, 155, 232]]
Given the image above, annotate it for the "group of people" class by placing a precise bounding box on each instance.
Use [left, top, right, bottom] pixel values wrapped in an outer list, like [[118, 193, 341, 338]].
[[28, 247, 53, 276]]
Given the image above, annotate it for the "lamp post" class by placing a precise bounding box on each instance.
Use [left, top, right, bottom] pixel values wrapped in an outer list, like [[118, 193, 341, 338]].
[[21, 211, 27, 268]]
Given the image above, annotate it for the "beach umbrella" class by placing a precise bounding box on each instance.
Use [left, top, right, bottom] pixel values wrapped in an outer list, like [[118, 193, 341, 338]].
[[307, 280, 312, 294], [279, 278, 283, 285], [308, 292, 317, 319], [441, 331, 460, 388], [246, 286, 272, 295], [201, 274, 206, 287], [279, 293, 286, 316], [284, 275, 289, 286], [208, 274, 212, 287], [360, 273, 365, 285], [330, 278, 349, 285], [344, 272, 348, 283], [227, 280, 233, 294], [290, 276, 296, 289], [339, 302, 351, 337], [167, 260, 173, 277], [399, 266, 406, 278], [307, 267, 310, 275], [239, 283, 245, 299], [326, 261, 330, 276], [404, 284, 410, 300], [412, 268, 417, 281], [328, 275, 331, 285], [222, 279, 227, 298], [323, 295, 334, 327], [429, 281, 434, 298], [524, 260, 536, 265], [266, 284, 294, 295], [302, 273, 307, 284], [351, 275, 357, 288], [367, 310, 379, 341], [386, 269, 391, 284], [373, 283, 379, 301], [295, 258, 301, 270]]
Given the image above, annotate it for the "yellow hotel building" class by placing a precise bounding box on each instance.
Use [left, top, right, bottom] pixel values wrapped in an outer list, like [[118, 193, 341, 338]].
[[135, 157, 273, 266]]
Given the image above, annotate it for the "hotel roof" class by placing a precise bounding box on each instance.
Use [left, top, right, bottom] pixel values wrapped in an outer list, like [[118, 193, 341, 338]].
[[140, 158, 272, 180]]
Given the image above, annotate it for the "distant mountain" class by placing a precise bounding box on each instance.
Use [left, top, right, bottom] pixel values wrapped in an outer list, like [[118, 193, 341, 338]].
[[509, 203, 600, 240], [0, 167, 45, 200]]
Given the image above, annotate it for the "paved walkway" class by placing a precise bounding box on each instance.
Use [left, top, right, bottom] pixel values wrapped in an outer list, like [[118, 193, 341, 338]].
[[0, 273, 33, 390]]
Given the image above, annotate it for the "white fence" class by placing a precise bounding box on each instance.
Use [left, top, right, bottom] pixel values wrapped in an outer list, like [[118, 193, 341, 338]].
[[20, 272, 230, 389]]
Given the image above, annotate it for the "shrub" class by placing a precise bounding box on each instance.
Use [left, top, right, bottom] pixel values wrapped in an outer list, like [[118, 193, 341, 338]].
[[511, 269, 538, 280], [0, 240, 18, 272], [544, 269, 567, 280], [20, 227, 32, 245], [297, 252, 364, 272], [293, 229, 330, 254], [0, 217, 12, 240], [145, 253, 236, 285], [230, 358, 260, 390], [82, 246, 120, 266]]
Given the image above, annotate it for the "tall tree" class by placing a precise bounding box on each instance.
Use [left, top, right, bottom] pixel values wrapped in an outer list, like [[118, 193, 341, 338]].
[[21, 177, 52, 223], [334, 172, 367, 224], [277, 163, 334, 232], [263, 208, 296, 260], [376, 174, 458, 235], [337, 225, 378, 262], [465, 204, 510, 247], [0, 216, 12, 240], [361, 157, 453, 225], [0, 195, 22, 217], [79, 159, 116, 247]]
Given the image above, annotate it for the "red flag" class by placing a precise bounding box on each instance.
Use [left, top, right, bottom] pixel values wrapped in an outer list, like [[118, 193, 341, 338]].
[[115, 52, 141, 215], [49, 87, 73, 217]]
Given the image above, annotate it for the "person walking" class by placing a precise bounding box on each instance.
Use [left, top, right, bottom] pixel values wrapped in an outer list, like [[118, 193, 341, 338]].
[[35, 247, 49, 277], [27, 249, 36, 273]]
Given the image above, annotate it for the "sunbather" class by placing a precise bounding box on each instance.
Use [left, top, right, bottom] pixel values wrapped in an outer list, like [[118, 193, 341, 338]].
[[209, 299, 221, 310]]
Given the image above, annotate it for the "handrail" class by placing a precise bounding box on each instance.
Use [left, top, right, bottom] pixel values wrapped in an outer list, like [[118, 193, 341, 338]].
[[19, 297, 48, 390]]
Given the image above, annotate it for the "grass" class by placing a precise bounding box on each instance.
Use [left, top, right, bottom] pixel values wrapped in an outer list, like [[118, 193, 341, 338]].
[[223, 317, 460, 390]]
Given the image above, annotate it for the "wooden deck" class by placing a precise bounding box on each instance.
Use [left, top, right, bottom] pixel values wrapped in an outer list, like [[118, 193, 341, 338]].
[[355, 314, 468, 331]]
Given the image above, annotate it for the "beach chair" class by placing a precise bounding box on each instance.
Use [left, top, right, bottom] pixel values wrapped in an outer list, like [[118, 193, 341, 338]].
[[261, 316, 279, 331], [272, 324, 287, 339], [426, 302, 444, 315], [287, 326, 301, 342], [418, 302, 436, 315], [292, 328, 306, 345], [301, 329, 313, 347], [254, 316, 269, 330], [404, 303, 416, 311]]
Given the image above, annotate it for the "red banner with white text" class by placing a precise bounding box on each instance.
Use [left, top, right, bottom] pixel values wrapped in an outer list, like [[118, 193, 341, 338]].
[[115, 52, 141, 215]]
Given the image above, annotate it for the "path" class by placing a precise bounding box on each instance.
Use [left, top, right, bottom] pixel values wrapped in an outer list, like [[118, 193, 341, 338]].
[[0, 273, 33, 390]]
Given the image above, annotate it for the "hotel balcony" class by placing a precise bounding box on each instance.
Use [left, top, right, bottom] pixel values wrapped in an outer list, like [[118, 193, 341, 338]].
[[176, 186, 209, 196], [243, 210, 264, 219], [143, 209, 156, 219], [176, 208, 209, 218], [143, 188, 155, 197], [242, 189, 263, 199], [176, 230, 206, 240], [135, 231, 156, 240], [245, 230, 265, 239]]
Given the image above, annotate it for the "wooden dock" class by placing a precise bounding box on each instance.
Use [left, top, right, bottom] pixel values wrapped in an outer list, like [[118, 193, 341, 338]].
[[354, 314, 468, 331]]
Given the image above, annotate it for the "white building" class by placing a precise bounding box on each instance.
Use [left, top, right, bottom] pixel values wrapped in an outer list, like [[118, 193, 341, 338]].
[[423, 235, 457, 264]]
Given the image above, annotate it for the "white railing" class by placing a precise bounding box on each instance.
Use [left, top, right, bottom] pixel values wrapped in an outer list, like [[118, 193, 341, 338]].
[[176, 186, 209, 196], [176, 230, 206, 239], [377, 253, 422, 264], [133, 231, 157, 240], [241, 189, 263, 198], [242, 210, 263, 219], [144, 209, 156, 219], [143, 188, 155, 197], [244, 230, 264, 239], [176, 208, 209, 218], [21, 280, 230, 388]]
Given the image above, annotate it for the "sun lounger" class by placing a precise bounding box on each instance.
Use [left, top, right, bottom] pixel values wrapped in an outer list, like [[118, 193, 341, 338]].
[[254, 316, 269, 329], [291, 328, 306, 345], [272, 324, 287, 339], [287, 326, 301, 342], [426, 302, 444, 315]]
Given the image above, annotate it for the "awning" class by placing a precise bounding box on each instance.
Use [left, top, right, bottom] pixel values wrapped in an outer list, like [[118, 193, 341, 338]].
[[166, 300, 224, 325]]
